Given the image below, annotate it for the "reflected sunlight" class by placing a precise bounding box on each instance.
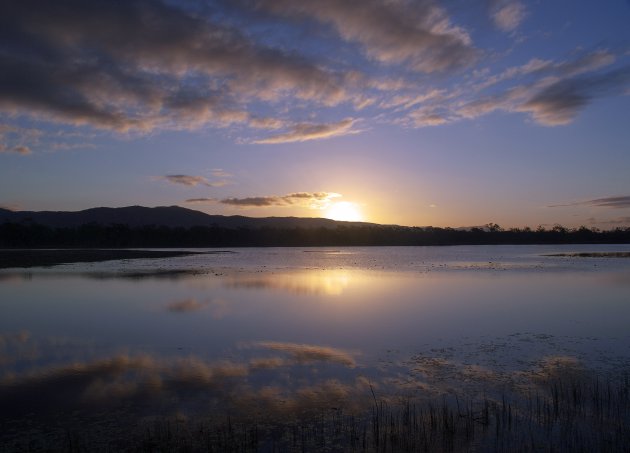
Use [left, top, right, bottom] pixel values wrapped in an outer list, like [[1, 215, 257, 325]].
[[325, 201, 363, 222], [224, 269, 352, 295]]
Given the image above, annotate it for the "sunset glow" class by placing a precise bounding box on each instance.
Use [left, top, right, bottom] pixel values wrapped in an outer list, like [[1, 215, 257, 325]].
[[325, 201, 363, 222]]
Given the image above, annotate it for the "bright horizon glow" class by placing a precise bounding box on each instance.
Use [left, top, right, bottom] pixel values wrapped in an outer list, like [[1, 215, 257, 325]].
[[325, 201, 364, 222]]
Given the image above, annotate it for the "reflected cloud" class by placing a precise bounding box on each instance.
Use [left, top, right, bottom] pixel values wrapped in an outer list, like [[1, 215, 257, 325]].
[[167, 298, 205, 313], [254, 341, 356, 367], [166, 297, 230, 319], [0, 342, 364, 424]]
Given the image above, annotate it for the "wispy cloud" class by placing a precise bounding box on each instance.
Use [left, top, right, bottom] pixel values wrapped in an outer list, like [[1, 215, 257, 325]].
[[220, 192, 341, 209], [0, 0, 353, 135], [158, 172, 232, 188], [0, 144, 31, 155], [1, 0, 628, 148], [160, 175, 214, 187], [455, 55, 630, 126], [184, 198, 217, 204], [249, 0, 477, 73], [518, 67, 630, 125], [253, 119, 358, 144], [586, 216, 630, 226], [549, 196, 630, 209], [490, 0, 526, 32]]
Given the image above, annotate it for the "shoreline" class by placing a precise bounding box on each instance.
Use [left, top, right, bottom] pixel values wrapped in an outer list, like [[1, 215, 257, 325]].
[[0, 249, 207, 269]]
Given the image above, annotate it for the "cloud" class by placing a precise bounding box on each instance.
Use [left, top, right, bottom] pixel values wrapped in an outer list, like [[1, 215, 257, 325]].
[[409, 108, 450, 127], [254, 341, 356, 367], [184, 198, 217, 204], [518, 67, 630, 125], [0, 144, 31, 155], [160, 175, 213, 187], [586, 216, 630, 226], [210, 169, 232, 178], [159, 172, 231, 188], [249, 0, 477, 73], [455, 57, 630, 126], [584, 196, 630, 209], [220, 192, 340, 209], [549, 196, 630, 209], [490, 0, 526, 32], [0, 0, 353, 135], [253, 118, 358, 144]]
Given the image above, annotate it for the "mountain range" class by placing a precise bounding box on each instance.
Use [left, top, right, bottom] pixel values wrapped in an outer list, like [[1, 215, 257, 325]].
[[0, 205, 378, 229]]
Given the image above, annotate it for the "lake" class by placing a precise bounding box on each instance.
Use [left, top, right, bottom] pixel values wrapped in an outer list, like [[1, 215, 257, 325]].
[[2, 244, 630, 451]]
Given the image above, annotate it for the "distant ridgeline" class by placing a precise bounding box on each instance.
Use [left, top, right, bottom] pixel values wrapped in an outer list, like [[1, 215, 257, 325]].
[[1, 206, 629, 247]]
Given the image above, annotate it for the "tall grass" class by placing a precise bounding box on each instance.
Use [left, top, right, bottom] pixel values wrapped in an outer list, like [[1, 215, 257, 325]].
[[4, 370, 630, 452]]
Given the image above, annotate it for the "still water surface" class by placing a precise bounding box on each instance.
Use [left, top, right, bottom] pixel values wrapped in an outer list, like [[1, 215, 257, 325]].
[[2, 245, 630, 437]]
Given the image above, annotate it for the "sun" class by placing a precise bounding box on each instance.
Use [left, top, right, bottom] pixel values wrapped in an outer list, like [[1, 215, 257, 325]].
[[325, 201, 363, 222]]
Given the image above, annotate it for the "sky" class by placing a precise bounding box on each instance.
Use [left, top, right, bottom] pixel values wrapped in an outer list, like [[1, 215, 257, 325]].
[[1, 0, 630, 228]]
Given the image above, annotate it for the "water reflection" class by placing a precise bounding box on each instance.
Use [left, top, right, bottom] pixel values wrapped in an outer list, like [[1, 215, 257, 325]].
[[2, 246, 630, 449], [223, 270, 352, 295], [0, 339, 368, 424]]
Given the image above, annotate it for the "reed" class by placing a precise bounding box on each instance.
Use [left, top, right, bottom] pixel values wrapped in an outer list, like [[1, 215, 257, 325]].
[[4, 369, 629, 452]]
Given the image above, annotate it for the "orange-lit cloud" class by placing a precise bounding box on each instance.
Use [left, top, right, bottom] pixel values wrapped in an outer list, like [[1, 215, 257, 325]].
[[253, 119, 359, 144], [220, 192, 341, 209], [159, 175, 214, 187]]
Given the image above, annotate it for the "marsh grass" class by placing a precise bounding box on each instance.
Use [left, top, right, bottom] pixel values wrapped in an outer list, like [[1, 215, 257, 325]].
[[8, 368, 622, 452]]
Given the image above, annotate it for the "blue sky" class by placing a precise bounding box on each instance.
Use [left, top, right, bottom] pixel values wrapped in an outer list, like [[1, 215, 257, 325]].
[[1, 0, 630, 227]]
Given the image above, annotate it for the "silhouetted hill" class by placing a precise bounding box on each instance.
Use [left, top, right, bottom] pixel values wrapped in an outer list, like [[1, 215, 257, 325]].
[[0, 205, 376, 229], [1, 206, 629, 248]]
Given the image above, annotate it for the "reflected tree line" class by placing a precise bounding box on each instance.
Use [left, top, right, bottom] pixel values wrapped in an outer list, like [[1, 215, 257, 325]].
[[1, 222, 629, 247]]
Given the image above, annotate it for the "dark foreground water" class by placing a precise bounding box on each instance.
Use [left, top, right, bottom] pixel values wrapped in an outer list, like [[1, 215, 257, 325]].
[[2, 245, 630, 451]]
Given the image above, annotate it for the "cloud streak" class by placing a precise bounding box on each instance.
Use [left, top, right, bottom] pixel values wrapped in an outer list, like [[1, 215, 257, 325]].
[[253, 118, 358, 144], [220, 192, 340, 209], [549, 196, 630, 209], [160, 175, 214, 187]]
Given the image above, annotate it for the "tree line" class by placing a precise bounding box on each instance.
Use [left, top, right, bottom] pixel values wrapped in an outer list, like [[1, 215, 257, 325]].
[[1, 222, 629, 248]]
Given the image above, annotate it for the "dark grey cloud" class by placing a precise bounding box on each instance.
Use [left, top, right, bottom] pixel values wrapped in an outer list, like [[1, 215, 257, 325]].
[[159, 174, 221, 187], [456, 58, 630, 126], [549, 196, 630, 209], [519, 67, 630, 125], [587, 216, 630, 226], [247, 0, 477, 73], [185, 197, 217, 204], [0, 0, 351, 134], [585, 196, 630, 209], [220, 192, 340, 208]]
